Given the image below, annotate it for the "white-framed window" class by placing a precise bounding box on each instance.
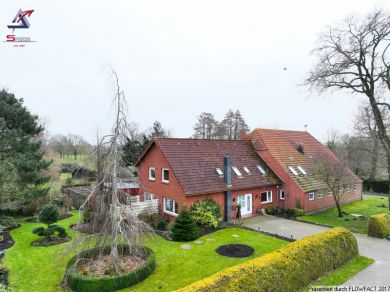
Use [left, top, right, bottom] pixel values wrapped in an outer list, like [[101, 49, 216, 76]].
[[149, 167, 156, 181], [280, 190, 285, 200], [243, 166, 251, 175], [288, 166, 299, 176], [163, 198, 178, 216], [144, 192, 154, 201], [162, 168, 169, 183], [317, 192, 323, 199], [256, 165, 266, 175], [215, 168, 224, 177], [297, 166, 307, 175], [309, 192, 315, 201], [353, 184, 358, 192], [328, 191, 333, 197], [261, 191, 272, 204], [232, 166, 242, 177]]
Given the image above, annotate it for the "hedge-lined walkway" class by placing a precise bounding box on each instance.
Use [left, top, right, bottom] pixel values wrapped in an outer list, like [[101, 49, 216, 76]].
[[241, 215, 390, 285]]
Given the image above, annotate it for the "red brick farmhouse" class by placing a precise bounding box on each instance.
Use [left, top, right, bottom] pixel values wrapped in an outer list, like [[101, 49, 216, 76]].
[[136, 129, 362, 221]]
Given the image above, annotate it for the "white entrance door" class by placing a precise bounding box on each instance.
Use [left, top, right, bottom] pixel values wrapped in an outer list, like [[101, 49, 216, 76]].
[[237, 194, 252, 216]]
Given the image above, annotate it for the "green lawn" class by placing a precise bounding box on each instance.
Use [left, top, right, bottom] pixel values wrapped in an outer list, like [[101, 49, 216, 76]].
[[303, 256, 374, 291], [3, 216, 288, 292], [298, 196, 389, 233]]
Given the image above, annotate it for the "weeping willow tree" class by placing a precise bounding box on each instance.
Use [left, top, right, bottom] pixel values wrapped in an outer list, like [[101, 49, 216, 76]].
[[72, 69, 151, 273]]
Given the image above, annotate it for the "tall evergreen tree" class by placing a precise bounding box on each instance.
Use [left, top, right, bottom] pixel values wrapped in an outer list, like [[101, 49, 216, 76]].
[[0, 90, 52, 203], [171, 207, 199, 242]]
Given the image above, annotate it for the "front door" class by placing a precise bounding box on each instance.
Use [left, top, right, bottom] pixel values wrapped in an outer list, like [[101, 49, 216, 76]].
[[237, 194, 252, 217]]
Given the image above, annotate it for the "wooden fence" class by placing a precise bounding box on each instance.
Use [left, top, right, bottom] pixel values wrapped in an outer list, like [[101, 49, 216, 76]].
[[124, 199, 159, 217]]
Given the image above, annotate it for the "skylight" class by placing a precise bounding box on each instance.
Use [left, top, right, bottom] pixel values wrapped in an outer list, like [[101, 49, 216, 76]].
[[215, 168, 224, 177], [288, 166, 299, 176], [243, 167, 251, 174], [297, 166, 307, 175], [256, 165, 266, 175], [232, 166, 242, 177]]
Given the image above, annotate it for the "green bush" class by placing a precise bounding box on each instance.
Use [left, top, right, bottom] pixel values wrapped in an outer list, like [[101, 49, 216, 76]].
[[178, 227, 358, 292], [292, 208, 304, 217], [65, 245, 156, 292], [172, 208, 199, 241], [190, 199, 222, 228], [0, 216, 17, 229], [264, 206, 276, 215], [83, 208, 95, 224], [0, 264, 8, 275], [156, 220, 167, 231], [137, 212, 160, 228], [363, 180, 389, 193], [39, 204, 59, 227], [368, 213, 390, 238]]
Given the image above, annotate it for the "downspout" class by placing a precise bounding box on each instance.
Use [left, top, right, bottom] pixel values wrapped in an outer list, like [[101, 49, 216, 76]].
[[224, 155, 232, 222]]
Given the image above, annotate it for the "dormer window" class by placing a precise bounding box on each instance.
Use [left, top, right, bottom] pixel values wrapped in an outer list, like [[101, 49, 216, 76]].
[[232, 166, 242, 177], [297, 166, 307, 175], [243, 167, 251, 175], [149, 167, 156, 181], [288, 166, 299, 176], [256, 165, 266, 175], [215, 168, 224, 177]]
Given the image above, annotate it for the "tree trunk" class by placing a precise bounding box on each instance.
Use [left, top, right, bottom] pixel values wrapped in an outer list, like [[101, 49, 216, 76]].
[[333, 194, 343, 217]]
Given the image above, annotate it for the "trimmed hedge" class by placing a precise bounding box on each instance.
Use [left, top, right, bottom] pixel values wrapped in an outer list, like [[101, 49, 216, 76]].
[[177, 227, 358, 292], [363, 180, 389, 193], [65, 245, 156, 292], [368, 213, 390, 238]]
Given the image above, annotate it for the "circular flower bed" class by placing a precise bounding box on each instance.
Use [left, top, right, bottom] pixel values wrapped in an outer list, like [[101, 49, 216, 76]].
[[31, 236, 71, 246], [215, 244, 254, 258], [65, 245, 156, 292]]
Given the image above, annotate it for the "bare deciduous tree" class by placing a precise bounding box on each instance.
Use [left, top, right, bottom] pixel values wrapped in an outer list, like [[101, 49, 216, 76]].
[[311, 157, 355, 217], [193, 112, 219, 139], [305, 10, 390, 210]]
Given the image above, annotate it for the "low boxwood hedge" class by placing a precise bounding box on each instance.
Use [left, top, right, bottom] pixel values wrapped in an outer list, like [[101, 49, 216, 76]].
[[177, 227, 358, 292], [65, 245, 156, 292], [368, 213, 390, 238]]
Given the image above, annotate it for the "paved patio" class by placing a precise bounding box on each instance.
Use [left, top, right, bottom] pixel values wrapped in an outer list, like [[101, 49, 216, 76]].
[[241, 215, 390, 285]]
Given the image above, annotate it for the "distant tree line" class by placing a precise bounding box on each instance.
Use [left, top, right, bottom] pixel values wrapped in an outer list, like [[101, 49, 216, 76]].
[[48, 134, 92, 159], [193, 110, 249, 139], [325, 102, 389, 181]]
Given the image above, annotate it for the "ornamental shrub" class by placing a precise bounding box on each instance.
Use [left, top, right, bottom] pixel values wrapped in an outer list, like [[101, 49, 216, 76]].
[[190, 199, 222, 228], [156, 220, 167, 231], [177, 227, 358, 292], [172, 207, 199, 241], [368, 213, 390, 238], [39, 204, 59, 227]]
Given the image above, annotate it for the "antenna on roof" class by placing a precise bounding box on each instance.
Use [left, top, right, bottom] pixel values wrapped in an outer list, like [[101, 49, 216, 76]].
[[304, 123, 308, 131]]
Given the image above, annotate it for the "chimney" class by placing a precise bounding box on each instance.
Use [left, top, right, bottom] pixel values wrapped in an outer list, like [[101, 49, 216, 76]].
[[239, 130, 249, 140], [224, 155, 232, 187], [224, 155, 232, 223]]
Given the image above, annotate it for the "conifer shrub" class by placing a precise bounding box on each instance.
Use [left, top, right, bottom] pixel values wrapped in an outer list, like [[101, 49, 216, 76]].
[[172, 207, 199, 241]]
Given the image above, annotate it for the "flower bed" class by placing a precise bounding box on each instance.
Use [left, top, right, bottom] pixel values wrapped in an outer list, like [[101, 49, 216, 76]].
[[65, 245, 156, 292]]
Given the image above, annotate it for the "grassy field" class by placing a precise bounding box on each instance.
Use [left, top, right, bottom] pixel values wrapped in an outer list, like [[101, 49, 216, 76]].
[[304, 256, 374, 290], [298, 196, 389, 233], [3, 218, 288, 292]]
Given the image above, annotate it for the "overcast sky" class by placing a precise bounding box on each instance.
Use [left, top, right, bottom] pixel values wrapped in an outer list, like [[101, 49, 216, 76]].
[[1, 1, 389, 143]]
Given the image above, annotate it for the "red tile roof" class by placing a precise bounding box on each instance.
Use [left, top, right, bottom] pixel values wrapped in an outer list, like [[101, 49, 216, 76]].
[[141, 138, 280, 195], [249, 129, 360, 192]]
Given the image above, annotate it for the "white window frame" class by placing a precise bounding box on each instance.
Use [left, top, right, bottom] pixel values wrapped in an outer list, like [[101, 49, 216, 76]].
[[232, 166, 242, 177], [216, 168, 224, 177], [144, 192, 154, 201], [288, 166, 299, 176], [256, 165, 266, 175], [163, 198, 178, 216], [261, 191, 273, 204], [297, 166, 307, 175], [148, 167, 156, 181], [317, 191, 323, 199], [353, 184, 358, 192], [280, 190, 285, 200], [162, 168, 169, 183], [309, 192, 315, 201], [243, 166, 251, 175], [328, 191, 333, 197]]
